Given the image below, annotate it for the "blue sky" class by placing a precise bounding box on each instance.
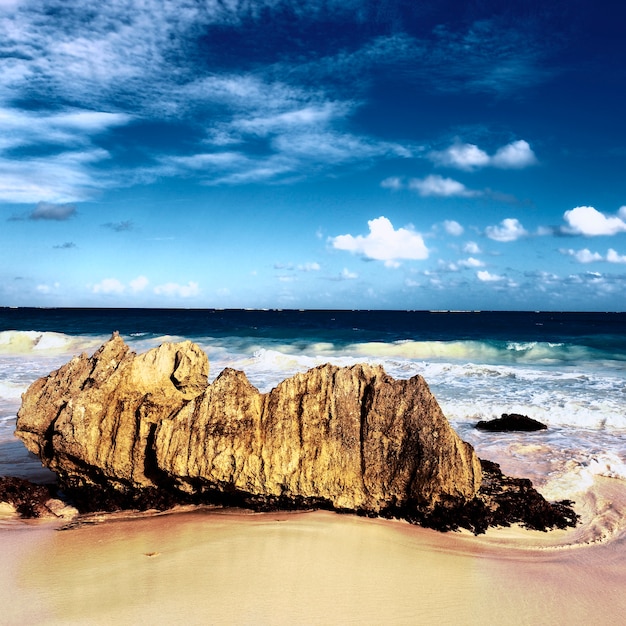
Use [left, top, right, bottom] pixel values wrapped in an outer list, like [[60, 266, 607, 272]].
[[1, 0, 625, 310]]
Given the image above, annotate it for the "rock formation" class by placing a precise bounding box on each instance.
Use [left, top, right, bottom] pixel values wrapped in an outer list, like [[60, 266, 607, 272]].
[[476, 413, 548, 432], [14, 334, 577, 532]]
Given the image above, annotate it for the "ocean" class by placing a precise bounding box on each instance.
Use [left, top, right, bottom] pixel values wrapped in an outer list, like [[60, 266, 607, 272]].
[[2, 308, 626, 536]]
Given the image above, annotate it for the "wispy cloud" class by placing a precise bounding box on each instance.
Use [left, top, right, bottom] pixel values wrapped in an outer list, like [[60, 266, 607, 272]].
[[331, 216, 429, 268], [103, 220, 134, 232], [0, 2, 552, 204], [53, 242, 77, 250], [0, 149, 111, 203]]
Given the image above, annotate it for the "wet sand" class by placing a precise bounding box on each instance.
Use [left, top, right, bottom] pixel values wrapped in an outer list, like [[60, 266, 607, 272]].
[[2, 482, 626, 626]]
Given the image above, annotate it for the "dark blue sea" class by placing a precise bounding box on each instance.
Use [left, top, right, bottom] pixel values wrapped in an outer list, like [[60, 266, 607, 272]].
[[2, 308, 626, 536]]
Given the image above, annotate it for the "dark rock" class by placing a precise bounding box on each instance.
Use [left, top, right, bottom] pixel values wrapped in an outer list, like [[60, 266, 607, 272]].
[[0, 476, 62, 518], [476, 413, 548, 432]]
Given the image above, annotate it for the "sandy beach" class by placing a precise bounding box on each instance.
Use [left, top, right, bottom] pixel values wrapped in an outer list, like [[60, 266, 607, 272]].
[[3, 478, 626, 626]]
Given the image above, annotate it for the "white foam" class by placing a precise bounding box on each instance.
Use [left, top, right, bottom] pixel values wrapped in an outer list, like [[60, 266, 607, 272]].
[[0, 330, 102, 356], [0, 381, 25, 401]]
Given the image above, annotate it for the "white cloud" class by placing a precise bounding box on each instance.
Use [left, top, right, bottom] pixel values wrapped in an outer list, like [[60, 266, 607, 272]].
[[298, 262, 321, 272], [429, 140, 537, 171], [340, 268, 358, 280], [129, 275, 149, 292], [562, 206, 626, 236], [459, 257, 485, 268], [92, 278, 125, 294], [443, 220, 464, 236], [477, 270, 503, 282], [153, 281, 200, 298], [233, 102, 350, 135], [485, 218, 528, 242], [0, 149, 112, 203], [563, 247, 626, 264], [607, 249, 626, 264], [463, 241, 481, 254], [36, 283, 60, 294], [1, 6, 417, 200], [561, 248, 603, 263], [331, 216, 429, 267], [409, 175, 478, 197], [429, 143, 489, 171], [381, 176, 403, 190], [491, 140, 538, 169]]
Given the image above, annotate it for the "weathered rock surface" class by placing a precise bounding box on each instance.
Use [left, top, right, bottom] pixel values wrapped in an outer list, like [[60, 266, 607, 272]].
[[14, 334, 577, 533], [16, 334, 480, 514], [476, 413, 548, 432]]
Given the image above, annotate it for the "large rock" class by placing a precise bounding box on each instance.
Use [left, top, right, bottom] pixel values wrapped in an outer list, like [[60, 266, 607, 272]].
[[15, 334, 482, 517]]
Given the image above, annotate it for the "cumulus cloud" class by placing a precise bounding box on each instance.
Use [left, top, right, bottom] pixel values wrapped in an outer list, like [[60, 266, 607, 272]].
[[429, 140, 537, 171], [340, 268, 358, 280], [607, 248, 626, 264], [561, 248, 603, 263], [562, 206, 626, 236], [36, 282, 61, 294], [490, 140, 538, 169], [429, 143, 489, 171], [458, 257, 485, 268], [443, 220, 464, 236], [153, 281, 200, 298], [129, 275, 149, 292], [409, 175, 478, 197], [380, 176, 403, 190], [477, 270, 503, 282], [92, 278, 125, 294], [562, 247, 626, 264], [331, 216, 429, 267], [485, 218, 528, 242], [463, 241, 481, 254]]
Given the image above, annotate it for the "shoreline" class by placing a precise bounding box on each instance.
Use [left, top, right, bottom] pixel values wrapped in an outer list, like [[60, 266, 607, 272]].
[[3, 477, 626, 626]]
